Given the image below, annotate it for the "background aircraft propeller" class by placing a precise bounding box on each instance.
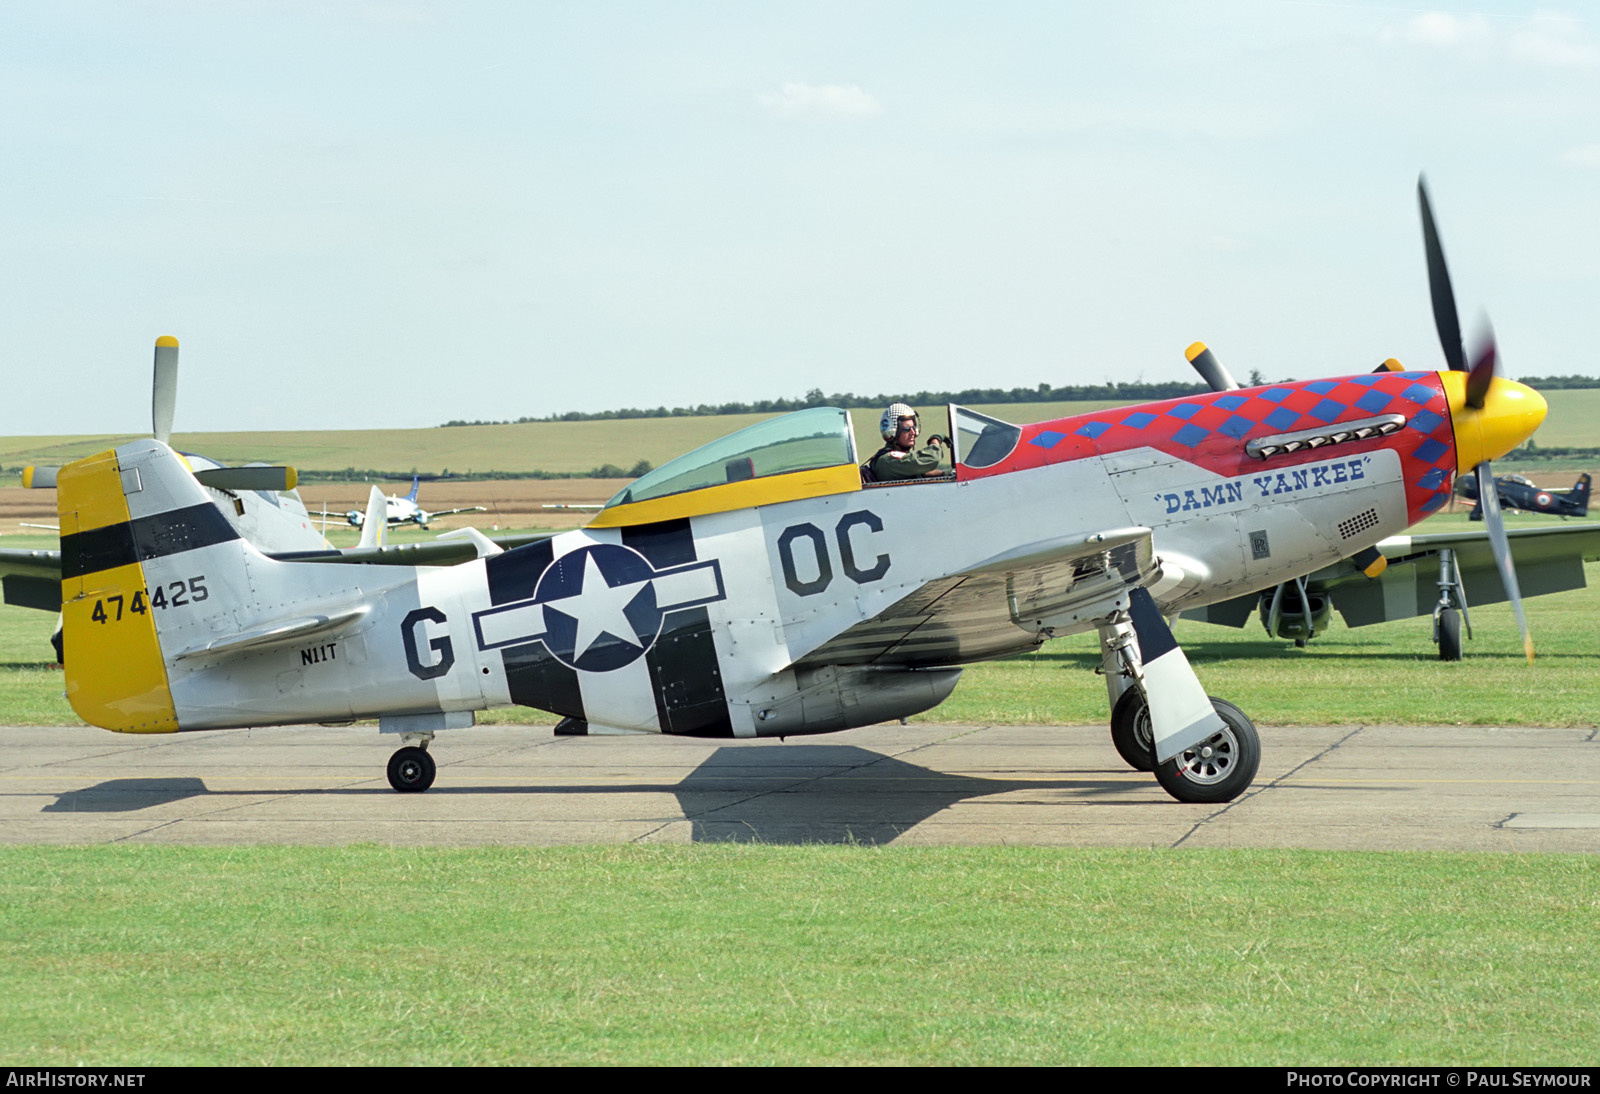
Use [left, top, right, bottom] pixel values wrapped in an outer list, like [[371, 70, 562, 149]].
[[1418, 176, 1533, 662]]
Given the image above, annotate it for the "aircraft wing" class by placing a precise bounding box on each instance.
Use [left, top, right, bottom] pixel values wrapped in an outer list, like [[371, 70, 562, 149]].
[[0, 548, 63, 612], [1188, 523, 1600, 630], [795, 527, 1158, 667], [1324, 522, 1600, 628]]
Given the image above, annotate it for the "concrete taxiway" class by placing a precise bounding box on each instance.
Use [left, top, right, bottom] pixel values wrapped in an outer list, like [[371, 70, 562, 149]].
[[0, 721, 1595, 851]]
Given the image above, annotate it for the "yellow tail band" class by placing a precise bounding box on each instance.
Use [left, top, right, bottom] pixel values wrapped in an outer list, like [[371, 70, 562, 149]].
[[58, 450, 179, 733]]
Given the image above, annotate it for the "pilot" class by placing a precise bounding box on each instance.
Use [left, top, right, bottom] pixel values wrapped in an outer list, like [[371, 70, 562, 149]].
[[870, 402, 952, 481]]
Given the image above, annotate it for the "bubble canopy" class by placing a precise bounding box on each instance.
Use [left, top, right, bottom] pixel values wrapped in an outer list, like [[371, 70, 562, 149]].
[[603, 407, 858, 510]]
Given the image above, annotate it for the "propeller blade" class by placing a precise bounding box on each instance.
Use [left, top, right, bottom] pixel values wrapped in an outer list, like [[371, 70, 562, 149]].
[[21, 465, 59, 490], [1465, 336, 1496, 410], [152, 335, 180, 445], [1475, 461, 1534, 663], [194, 466, 299, 492], [1185, 341, 1240, 392], [1418, 178, 1467, 374]]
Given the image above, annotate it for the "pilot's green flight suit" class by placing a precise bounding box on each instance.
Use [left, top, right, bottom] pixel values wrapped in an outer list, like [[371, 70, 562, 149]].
[[870, 439, 952, 482]]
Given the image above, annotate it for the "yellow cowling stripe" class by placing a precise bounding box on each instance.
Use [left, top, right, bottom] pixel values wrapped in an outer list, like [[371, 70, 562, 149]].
[[59, 451, 179, 733]]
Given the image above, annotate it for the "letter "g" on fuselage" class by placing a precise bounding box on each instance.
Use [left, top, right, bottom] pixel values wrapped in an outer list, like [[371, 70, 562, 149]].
[[402, 606, 455, 680]]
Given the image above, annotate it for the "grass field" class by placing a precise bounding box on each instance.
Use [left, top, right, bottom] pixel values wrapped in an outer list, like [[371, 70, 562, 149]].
[[3, 387, 1596, 477], [1, 844, 1594, 1065]]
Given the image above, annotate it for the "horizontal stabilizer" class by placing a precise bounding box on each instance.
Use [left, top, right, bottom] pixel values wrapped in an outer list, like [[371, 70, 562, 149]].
[[268, 541, 482, 567], [172, 605, 370, 662]]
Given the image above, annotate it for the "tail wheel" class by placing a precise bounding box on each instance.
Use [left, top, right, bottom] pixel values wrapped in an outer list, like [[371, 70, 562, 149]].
[[1154, 699, 1261, 804], [1438, 607, 1463, 662], [1109, 687, 1156, 771], [387, 746, 437, 793]]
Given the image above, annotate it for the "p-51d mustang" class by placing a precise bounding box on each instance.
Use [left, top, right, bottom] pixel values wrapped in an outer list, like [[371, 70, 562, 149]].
[[55, 182, 1549, 804]]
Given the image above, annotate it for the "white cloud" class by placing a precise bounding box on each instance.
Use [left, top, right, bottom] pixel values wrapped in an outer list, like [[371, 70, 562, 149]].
[[1559, 143, 1600, 167], [1381, 11, 1495, 58], [1510, 12, 1599, 68], [1380, 9, 1597, 67], [759, 82, 882, 120]]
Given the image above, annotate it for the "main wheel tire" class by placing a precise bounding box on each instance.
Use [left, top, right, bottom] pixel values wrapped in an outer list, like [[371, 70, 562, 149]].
[[1110, 687, 1156, 771], [387, 746, 436, 793], [1438, 607, 1463, 662], [1153, 699, 1261, 804]]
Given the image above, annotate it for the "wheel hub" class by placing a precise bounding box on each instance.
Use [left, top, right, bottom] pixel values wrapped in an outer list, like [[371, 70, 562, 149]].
[[1178, 727, 1237, 785]]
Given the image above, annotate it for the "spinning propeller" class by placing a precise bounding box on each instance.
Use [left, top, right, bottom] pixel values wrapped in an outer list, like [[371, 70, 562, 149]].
[[1418, 176, 1540, 663]]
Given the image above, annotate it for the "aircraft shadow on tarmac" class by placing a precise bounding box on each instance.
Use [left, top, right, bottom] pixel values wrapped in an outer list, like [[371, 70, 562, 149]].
[[44, 746, 1136, 845]]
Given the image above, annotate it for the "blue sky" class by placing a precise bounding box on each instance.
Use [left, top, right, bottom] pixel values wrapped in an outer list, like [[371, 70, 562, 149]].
[[5, 1, 1598, 433]]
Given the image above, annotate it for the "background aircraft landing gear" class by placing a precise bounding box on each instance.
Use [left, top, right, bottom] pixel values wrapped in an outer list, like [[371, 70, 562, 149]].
[[387, 744, 436, 793], [1431, 547, 1472, 662], [1438, 607, 1463, 662], [1152, 699, 1260, 804]]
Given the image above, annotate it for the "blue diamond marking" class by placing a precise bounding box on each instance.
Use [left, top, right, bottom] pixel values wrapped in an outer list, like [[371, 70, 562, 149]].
[[1355, 390, 1392, 413], [1409, 409, 1443, 434], [1350, 374, 1383, 386], [1173, 424, 1209, 447], [1309, 399, 1344, 423], [1402, 383, 1435, 405], [1214, 394, 1248, 410], [1259, 387, 1293, 403], [1415, 438, 1449, 464], [1264, 407, 1299, 430], [1123, 411, 1157, 430], [1074, 421, 1111, 439], [1219, 414, 1253, 439], [1421, 492, 1447, 513], [1031, 430, 1066, 448], [1306, 380, 1338, 394], [1167, 402, 1202, 420], [1418, 467, 1447, 491]]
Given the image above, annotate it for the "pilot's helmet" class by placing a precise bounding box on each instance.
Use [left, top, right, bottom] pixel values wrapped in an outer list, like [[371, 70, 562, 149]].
[[880, 402, 917, 440]]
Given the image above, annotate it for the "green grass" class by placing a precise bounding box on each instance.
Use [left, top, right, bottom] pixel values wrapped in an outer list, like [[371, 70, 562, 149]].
[[0, 844, 1593, 1065]]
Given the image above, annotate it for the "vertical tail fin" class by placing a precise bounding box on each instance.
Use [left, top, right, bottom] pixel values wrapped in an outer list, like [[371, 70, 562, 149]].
[[1573, 473, 1590, 514], [59, 439, 246, 732]]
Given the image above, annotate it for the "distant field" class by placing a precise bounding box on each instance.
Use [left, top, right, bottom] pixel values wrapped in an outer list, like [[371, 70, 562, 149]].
[[6, 388, 1592, 479]]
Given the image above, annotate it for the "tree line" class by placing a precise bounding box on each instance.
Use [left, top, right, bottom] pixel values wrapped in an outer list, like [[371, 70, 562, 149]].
[[441, 374, 1600, 427]]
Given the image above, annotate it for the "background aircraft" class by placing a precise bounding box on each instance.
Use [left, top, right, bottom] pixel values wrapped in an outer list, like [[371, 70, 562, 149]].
[[49, 182, 1553, 806], [345, 476, 486, 530], [1184, 522, 1600, 660], [1456, 471, 1589, 520]]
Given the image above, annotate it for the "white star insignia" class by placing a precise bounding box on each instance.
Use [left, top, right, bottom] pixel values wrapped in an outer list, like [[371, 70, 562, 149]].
[[543, 551, 650, 660]]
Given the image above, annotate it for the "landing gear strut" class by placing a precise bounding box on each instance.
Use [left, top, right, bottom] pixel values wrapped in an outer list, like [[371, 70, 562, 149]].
[[1432, 547, 1471, 662], [1098, 591, 1261, 804]]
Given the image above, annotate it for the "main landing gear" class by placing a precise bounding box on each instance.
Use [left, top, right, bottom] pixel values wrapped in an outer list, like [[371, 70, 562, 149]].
[[1099, 592, 1262, 804]]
